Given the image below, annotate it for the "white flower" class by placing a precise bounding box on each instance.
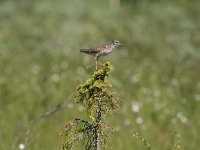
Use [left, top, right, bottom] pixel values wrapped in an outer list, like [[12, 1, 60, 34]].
[[51, 74, 60, 82], [131, 102, 140, 113], [177, 112, 188, 124], [124, 119, 131, 126], [136, 117, 143, 124], [180, 116, 187, 124], [19, 143, 25, 150], [61, 61, 68, 69], [67, 103, 74, 109], [195, 95, 200, 102], [154, 89, 161, 97], [140, 87, 151, 95], [130, 73, 140, 84]]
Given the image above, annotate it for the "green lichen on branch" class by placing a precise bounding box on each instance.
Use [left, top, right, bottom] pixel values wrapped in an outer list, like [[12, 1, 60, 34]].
[[60, 62, 122, 150], [74, 62, 121, 118]]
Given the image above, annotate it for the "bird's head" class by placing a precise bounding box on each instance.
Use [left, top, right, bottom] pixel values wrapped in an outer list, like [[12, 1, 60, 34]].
[[112, 40, 123, 46]]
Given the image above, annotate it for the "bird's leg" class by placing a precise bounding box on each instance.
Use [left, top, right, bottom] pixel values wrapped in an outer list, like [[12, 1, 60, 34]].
[[95, 55, 103, 66], [95, 56, 104, 71], [98, 61, 103, 66], [95, 56, 98, 71]]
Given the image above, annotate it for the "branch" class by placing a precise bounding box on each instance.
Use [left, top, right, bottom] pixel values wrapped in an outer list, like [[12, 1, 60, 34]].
[[94, 92, 103, 150], [23, 100, 72, 149]]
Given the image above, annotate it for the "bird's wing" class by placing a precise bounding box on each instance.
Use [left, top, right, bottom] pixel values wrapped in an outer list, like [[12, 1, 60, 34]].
[[80, 44, 109, 53], [95, 44, 109, 51], [80, 48, 99, 53]]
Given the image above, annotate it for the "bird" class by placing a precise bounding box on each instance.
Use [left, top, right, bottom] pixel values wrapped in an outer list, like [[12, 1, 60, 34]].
[[80, 40, 123, 70]]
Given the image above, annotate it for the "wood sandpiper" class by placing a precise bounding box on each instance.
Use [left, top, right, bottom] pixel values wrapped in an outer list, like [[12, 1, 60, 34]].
[[80, 40, 123, 70]]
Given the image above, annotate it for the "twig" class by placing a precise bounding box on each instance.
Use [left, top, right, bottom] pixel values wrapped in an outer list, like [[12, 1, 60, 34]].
[[23, 100, 71, 149], [94, 92, 102, 150], [11, 120, 20, 150]]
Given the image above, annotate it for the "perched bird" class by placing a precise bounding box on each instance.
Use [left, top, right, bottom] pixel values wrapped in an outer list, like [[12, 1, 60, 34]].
[[80, 40, 123, 70]]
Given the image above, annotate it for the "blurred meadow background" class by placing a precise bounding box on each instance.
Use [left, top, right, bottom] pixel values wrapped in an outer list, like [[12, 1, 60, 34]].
[[0, 0, 200, 149]]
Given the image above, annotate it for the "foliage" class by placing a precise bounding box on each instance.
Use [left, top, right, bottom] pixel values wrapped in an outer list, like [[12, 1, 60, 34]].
[[60, 62, 121, 150], [75, 62, 120, 117]]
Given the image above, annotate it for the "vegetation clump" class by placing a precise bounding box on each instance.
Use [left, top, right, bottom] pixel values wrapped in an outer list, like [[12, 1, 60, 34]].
[[60, 62, 121, 150]]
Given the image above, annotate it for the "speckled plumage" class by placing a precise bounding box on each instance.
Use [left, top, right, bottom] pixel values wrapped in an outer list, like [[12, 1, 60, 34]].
[[80, 40, 123, 58]]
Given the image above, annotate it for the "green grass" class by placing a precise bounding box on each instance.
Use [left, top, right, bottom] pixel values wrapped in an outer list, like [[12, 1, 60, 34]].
[[0, 0, 200, 149]]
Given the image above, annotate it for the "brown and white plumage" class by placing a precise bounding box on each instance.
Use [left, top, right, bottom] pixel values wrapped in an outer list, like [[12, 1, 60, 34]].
[[80, 40, 123, 58], [80, 40, 123, 70]]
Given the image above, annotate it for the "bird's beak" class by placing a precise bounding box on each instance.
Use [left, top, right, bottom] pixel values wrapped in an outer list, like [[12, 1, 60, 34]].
[[119, 43, 123, 46]]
